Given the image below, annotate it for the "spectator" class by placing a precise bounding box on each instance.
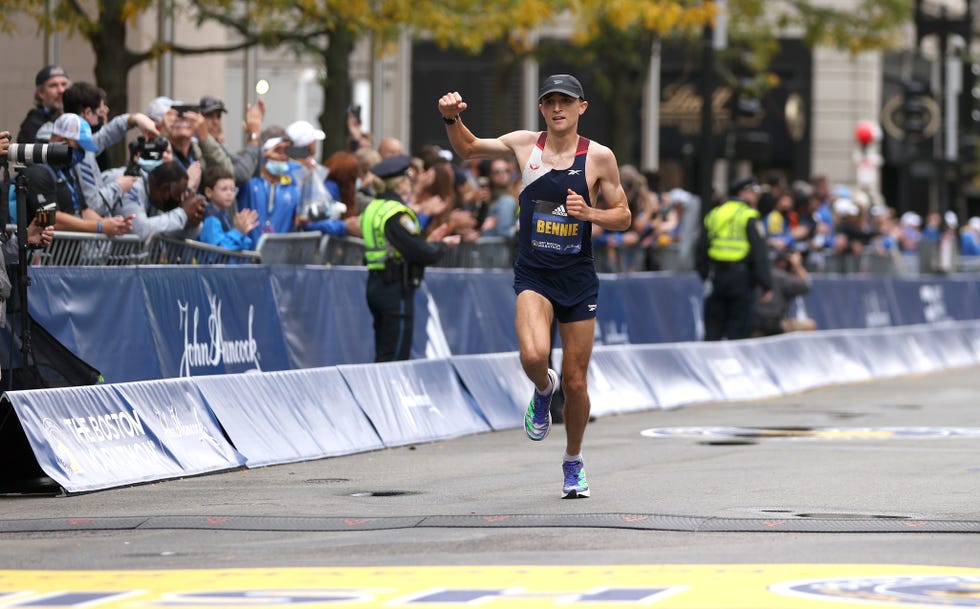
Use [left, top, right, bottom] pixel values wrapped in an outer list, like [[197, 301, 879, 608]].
[[479, 157, 518, 238], [198, 95, 265, 185], [236, 136, 301, 246], [619, 166, 662, 269], [961, 217, 980, 256], [120, 160, 205, 240], [61, 82, 158, 217], [666, 187, 701, 272], [17, 65, 70, 143], [284, 120, 355, 238], [160, 102, 234, 177], [377, 137, 403, 159], [322, 150, 363, 237], [354, 146, 383, 208], [753, 249, 817, 337], [198, 165, 258, 250], [25, 113, 134, 236]]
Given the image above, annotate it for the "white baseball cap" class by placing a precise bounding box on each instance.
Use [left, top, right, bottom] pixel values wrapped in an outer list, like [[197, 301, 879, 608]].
[[285, 120, 325, 147], [51, 113, 99, 152]]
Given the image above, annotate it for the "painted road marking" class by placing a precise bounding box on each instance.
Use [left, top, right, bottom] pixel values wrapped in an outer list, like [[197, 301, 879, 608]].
[[0, 565, 978, 607], [640, 427, 980, 441]]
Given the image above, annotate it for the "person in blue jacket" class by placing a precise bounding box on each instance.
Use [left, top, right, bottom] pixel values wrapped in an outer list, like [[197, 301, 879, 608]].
[[236, 136, 302, 245], [198, 165, 259, 251]]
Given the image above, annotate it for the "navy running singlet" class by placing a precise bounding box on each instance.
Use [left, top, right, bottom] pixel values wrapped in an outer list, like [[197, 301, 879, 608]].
[[514, 132, 598, 310]]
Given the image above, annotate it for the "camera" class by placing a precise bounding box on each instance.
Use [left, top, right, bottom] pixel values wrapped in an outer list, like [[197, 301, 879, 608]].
[[34, 202, 56, 228], [4, 142, 72, 167], [171, 104, 200, 116], [125, 135, 170, 176]]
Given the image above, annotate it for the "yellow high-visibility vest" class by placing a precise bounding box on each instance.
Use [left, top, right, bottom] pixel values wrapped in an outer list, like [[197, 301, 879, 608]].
[[704, 199, 758, 262]]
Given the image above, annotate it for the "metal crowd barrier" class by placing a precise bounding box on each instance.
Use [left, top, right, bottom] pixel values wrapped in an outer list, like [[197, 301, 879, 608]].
[[20, 228, 980, 274], [144, 234, 260, 265], [255, 231, 323, 265], [319, 235, 365, 267], [30, 231, 147, 266]]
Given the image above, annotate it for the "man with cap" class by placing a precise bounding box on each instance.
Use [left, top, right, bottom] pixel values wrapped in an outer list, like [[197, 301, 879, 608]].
[[438, 74, 631, 499], [199, 95, 266, 184], [360, 154, 460, 362], [17, 65, 71, 143], [21, 113, 134, 236], [695, 175, 773, 341]]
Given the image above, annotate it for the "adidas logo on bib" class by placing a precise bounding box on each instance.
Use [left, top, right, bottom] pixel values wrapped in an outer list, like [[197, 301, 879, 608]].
[[552, 205, 568, 217]]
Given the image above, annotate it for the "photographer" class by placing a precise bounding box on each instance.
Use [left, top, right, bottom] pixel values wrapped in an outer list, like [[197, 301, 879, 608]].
[[61, 82, 159, 218], [0, 130, 55, 263], [19, 114, 133, 236], [198, 95, 265, 185], [160, 103, 234, 178], [120, 160, 205, 240], [753, 249, 816, 337]]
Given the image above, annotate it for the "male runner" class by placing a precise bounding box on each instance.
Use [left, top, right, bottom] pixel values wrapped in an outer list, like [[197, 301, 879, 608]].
[[438, 74, 631, 498]]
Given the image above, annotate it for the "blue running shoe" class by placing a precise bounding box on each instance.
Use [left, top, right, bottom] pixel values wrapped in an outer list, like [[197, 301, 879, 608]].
[[562, 459, 590, 498], [525, 368, 558, 441]]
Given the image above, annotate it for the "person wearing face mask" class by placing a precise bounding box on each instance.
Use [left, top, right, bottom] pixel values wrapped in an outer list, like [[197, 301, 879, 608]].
[[60, 82, 159, 218], [235, 135, 303, 247], [19, 113, 135, 236]]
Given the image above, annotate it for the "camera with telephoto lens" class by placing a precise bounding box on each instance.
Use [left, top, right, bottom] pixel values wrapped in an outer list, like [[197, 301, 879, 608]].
[[4, 142, 72, 167], [125, 135, 170, 176]]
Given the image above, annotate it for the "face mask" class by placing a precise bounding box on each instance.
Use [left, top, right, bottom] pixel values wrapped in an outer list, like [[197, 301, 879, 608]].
[[70, 149, 85, 167], [265, 160, 290, 176], [138, 158, 163, 173], [355, 178, 362, 191]]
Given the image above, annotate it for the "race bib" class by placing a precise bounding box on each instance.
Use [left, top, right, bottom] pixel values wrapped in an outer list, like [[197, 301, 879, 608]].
[[530, 199, 582, 255]]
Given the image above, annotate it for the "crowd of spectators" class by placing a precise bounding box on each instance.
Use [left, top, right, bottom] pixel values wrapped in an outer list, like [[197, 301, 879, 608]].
[[8, 63, 980, 268]]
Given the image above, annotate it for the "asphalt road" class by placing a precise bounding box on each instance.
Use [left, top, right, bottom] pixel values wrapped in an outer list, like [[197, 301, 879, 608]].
[[0, 365, 977, 608]]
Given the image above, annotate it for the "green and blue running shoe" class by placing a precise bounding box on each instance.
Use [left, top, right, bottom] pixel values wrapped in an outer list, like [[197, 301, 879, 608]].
[[525, 368, 558, 441], [562, 459, 590, 498]]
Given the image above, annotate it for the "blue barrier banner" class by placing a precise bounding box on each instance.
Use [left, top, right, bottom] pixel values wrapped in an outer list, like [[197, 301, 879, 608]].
[[338, 360, 491, 447], [424, 270, 517, 355], [593, 276, 631, 346], [888, 277, 978, 325], [450, 353, 529, 431], [805, 276, 899, 330], [27, 267, 162, 382], [193, 368, 383, 467], [631, 344, 719, 409], [270, 267, 375, 367], [588, 346, 661, 415], [5, 381, 244, 493], [621, 273, 703, 344], [139, 267, 292, 378], [25, 267, 980, 385]]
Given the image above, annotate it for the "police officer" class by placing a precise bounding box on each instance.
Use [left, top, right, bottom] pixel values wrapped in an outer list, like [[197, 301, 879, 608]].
[[695, 175, 773, 341], [361, 154, 460, 362]]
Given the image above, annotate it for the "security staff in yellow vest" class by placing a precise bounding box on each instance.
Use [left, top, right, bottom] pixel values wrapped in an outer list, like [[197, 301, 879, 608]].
[[361, 154, 461, 361], [695, 175, 773, 341]]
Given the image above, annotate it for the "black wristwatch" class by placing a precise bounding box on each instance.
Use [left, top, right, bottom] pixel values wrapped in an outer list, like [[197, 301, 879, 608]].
[[442, 115, 458, 125]]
